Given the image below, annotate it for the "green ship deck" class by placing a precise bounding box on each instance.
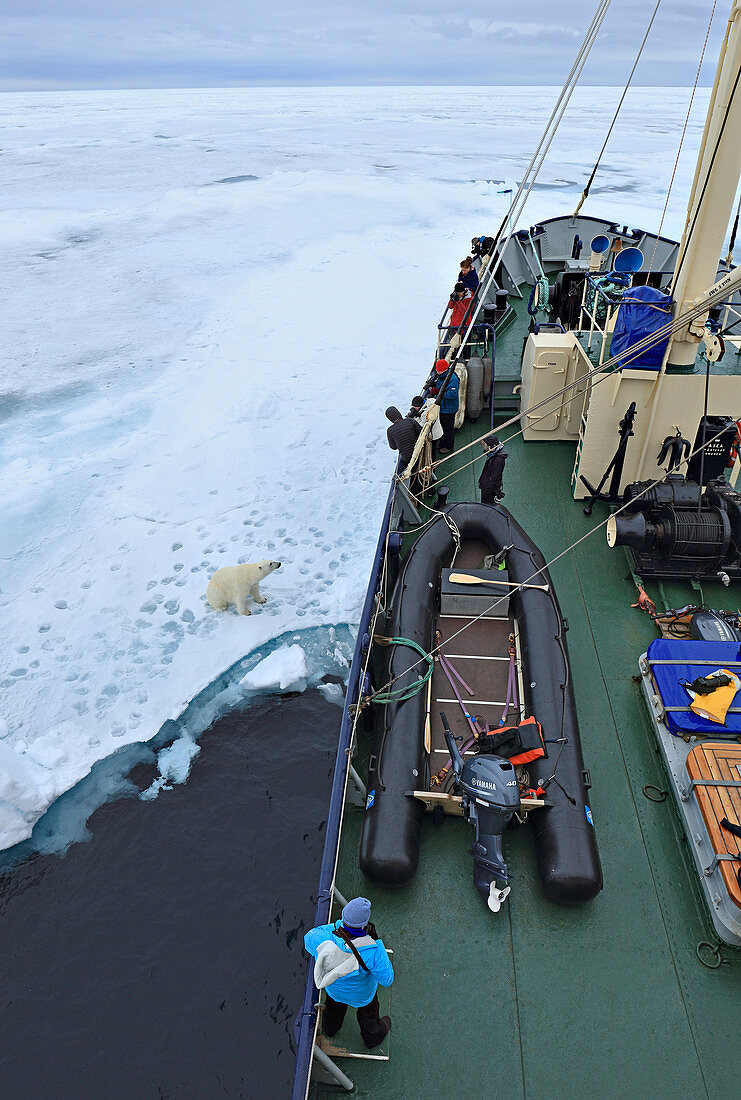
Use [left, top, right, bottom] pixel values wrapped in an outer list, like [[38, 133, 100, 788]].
[[313, 295, 741, 1098]]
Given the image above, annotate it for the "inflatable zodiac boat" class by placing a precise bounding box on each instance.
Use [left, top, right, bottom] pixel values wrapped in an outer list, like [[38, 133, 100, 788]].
[[359, 501, 602, 905]]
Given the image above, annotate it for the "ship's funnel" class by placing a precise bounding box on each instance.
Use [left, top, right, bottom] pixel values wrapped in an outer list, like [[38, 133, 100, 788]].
[[589, 234, 610, 272]]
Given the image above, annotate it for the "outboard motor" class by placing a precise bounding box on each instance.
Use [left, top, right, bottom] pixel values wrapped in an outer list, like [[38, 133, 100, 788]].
[[441, 713, 520, 912]]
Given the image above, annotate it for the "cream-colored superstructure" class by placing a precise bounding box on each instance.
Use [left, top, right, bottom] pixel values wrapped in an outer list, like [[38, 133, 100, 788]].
[[572, 369, 741, 498], [521, 1, 741, 496], [519, 333, 591, 440]]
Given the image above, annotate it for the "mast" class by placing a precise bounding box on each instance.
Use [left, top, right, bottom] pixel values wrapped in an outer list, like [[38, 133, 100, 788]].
[[668, 1, 741, 368]]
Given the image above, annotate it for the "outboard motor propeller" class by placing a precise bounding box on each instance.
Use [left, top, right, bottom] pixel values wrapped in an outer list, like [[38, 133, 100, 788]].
[[441, 712, 521, 912]]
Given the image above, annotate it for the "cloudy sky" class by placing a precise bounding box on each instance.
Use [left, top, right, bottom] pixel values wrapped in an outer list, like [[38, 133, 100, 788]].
[[0, 1, 724, 90]]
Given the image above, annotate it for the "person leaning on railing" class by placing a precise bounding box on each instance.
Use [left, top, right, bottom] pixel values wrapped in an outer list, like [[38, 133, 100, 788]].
[[459, 256, 479, 293], [304, 897, 394, 1050], [444, 281, 474, 350], [429, 359, 459, 455]]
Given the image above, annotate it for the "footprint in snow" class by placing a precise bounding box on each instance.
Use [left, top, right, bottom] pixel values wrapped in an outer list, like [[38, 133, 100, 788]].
[[55, 601, 68, 610], [164, 599, 179, 614], [172, 542, 183, 551], [173, 562, 184, 572]]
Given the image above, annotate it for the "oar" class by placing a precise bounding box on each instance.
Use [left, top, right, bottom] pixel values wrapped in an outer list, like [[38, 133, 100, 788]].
[[448, 572, 549, 593], [423, 673, 433, 753]]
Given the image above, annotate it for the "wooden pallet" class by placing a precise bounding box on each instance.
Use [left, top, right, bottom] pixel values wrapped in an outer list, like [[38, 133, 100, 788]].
[[686, 742, 741, 909]]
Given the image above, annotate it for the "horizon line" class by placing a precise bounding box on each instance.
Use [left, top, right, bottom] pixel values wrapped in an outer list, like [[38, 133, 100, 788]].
[[0, 81, 713, 94]]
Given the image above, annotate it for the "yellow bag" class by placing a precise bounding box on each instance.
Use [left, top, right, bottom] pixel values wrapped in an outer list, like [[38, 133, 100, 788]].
[[686, 668, 741, 725]]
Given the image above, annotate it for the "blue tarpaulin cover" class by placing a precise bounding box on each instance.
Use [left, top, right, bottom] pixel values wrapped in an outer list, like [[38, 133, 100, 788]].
[[647, 639, 741, 735], [611, 284, 672, 370]]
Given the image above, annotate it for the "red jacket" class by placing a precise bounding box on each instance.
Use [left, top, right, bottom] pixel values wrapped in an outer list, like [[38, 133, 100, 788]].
[[448, 291, 473, 330]]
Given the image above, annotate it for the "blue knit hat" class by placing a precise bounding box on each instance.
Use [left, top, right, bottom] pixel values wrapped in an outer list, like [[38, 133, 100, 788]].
[[342, 897, 371, 928]]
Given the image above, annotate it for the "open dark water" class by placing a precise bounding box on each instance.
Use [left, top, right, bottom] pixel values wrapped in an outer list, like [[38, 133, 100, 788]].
[[0, 690, 339, 1099]]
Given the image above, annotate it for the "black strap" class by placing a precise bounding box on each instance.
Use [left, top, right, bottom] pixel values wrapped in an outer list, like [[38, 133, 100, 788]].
[[720, 816, 741, 840], [333, 926, 370, 971]]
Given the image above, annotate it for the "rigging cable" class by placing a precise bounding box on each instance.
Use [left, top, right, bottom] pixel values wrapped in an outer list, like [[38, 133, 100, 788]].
[[419, 282, 738, 483], [670, 6, 741, 297], [366, 420, 737, 705], [449, 0, 613, 363], [573, 0, 663, 218], [724, 189, 741, 266], [649, 0, 718, 273]]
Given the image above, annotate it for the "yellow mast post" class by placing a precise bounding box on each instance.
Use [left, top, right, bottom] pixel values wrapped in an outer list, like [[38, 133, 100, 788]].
[[668, 2, 741, 368]]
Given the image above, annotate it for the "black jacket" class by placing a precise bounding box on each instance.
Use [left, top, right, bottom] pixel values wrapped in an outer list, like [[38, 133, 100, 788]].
[[387, 416, 423, 467], [479, 448, 507, 497]]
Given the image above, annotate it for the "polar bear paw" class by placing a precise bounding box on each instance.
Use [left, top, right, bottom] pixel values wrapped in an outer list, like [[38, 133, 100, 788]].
[[255, 595, 268, 604]]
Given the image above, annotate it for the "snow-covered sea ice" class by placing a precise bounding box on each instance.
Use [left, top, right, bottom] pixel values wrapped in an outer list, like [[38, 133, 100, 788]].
[[0, 85, 707, 853]]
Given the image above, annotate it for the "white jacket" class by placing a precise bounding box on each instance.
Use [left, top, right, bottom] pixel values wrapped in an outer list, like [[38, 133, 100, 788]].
[[313, 935, 376, 990]]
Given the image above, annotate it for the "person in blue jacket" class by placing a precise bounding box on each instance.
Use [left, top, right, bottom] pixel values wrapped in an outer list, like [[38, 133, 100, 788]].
[[430, 358, 460, 453], [304, 897, 394, 1048]]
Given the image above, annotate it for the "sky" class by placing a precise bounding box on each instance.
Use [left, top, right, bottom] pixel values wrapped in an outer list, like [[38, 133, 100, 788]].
[[0, 0, 726, 91]]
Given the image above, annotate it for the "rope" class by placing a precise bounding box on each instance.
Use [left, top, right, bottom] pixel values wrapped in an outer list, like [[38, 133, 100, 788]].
[[368, 637, 434, 704], [725, 190, 741, 267], [649, 0, 718, 273], [574, 0, 663, 218]]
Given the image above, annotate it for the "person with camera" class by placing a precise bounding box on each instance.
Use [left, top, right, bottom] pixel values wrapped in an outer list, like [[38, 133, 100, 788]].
[[459, 256, 479, 293], [445, 280, 474, 351], [304, 897, 394, 1049]]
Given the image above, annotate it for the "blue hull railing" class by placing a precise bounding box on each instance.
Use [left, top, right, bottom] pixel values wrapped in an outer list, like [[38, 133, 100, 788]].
[[291, 472, 397, 1100]]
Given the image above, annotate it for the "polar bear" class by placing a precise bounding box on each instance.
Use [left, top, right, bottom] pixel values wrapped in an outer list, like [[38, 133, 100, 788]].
[[205, 559, 281, 615]]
